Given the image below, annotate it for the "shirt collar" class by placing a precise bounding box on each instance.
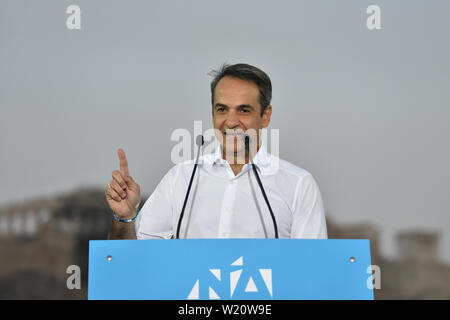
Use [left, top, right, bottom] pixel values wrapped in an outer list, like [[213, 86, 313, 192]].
[[202, 140, 272, 173]]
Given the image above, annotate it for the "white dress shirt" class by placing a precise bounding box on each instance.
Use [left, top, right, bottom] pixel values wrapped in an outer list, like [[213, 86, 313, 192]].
[[135, 143, 327, 239]]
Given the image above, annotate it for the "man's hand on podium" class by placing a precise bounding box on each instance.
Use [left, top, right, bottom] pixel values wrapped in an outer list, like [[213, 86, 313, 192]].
[[105, 148, 141, 220]]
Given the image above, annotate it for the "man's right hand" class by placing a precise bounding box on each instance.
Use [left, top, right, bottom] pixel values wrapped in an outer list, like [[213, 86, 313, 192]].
[[105, 148, 141, 220]]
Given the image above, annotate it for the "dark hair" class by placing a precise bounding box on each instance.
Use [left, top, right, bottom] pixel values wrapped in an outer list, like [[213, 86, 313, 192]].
[[209, 63, 272, 116]]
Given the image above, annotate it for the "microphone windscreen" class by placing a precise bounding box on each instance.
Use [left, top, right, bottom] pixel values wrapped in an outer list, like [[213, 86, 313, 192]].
[[196, 135, 204, 146]]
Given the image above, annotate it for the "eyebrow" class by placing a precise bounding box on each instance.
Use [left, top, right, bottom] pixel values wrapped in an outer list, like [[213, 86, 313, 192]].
[[214, 103, 255, 110]]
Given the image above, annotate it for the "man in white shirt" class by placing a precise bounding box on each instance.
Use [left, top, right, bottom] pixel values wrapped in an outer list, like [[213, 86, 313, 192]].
[[105, 63, 327, 240]]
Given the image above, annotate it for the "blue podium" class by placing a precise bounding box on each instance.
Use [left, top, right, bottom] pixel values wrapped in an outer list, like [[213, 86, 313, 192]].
[[88, 239, 374, 300]]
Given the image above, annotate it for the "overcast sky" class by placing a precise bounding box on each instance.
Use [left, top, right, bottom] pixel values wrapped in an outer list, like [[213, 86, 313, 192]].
[[1, 0, 449, 263]]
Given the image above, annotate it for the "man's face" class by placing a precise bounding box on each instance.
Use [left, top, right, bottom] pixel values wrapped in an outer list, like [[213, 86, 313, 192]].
[[212, 76, 272, 161]]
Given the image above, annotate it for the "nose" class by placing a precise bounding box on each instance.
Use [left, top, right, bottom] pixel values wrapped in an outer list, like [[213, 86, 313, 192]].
[[225, 110, 240, 129]]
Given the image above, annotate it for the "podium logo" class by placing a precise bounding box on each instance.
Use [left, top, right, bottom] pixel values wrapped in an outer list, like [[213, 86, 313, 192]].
[[187, 256, 273, 300]]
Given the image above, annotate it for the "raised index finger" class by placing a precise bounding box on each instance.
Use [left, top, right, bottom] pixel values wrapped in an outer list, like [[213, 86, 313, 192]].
[[117, 148, 130, 177]]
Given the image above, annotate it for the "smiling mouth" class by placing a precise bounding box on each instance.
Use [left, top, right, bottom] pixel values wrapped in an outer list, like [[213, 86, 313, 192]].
[[223, 131, 245, 137]]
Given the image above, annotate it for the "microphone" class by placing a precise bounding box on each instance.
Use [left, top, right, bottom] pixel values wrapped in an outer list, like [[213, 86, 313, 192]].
[[175, 134, 204, 239], [245, 135, 279, 238]]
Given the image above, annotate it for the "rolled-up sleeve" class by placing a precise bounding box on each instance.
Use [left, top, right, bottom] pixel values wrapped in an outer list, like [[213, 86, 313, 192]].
[[290, 174, 328, 239], [135, 167, 176, 240]]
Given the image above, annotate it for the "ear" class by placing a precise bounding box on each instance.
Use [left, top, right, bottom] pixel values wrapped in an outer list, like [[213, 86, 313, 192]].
[[262, 105, 272, 128]]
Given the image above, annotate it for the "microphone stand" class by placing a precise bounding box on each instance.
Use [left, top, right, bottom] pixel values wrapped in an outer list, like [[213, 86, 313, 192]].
[[245, 135, 279, 239], [176, 135, 204, 239]]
